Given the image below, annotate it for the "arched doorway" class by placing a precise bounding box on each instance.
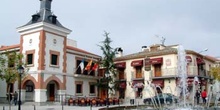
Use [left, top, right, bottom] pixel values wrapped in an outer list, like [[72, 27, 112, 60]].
[[46, 80, 59, 101], [24, 80, 35, 101]]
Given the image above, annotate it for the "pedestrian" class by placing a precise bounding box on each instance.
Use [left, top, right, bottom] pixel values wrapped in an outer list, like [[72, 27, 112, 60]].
[[201, 89, 207, 104], [195, 90, 200, 104], [13, 91, 18, 105]]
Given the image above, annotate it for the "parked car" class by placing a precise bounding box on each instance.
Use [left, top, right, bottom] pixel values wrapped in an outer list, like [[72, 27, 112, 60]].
[[143, 93, 178, 104]]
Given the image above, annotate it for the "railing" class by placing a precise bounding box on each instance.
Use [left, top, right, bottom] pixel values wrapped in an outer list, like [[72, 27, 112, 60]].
[[151, 66, 211, 78], [131, 71, 144, 80], [54, 94, 75, 102], [73, 73, 99, 79]]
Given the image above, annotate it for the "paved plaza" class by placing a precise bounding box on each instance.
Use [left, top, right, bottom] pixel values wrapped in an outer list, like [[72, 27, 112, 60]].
[[0, 104, 106, 110]]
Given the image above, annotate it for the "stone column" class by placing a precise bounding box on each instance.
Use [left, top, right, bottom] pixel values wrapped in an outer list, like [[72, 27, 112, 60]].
[[34, 89, 47, 102], [21, 89, 26, 102]]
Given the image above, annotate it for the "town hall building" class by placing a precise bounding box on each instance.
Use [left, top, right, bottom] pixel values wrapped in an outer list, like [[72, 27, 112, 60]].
[[0, 0, 101, 103]]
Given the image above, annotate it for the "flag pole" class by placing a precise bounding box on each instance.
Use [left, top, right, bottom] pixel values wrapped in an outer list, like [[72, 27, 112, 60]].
[[88, 70, 93, 75], [73, 65, 80, 74]]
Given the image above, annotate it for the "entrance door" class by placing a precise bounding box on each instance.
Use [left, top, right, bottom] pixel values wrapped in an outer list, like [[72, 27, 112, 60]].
[[101, 89, 107, 99], [49, 84, 55, 101]]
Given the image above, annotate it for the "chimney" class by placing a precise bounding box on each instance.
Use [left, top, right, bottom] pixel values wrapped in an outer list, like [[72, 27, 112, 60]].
[[115, 47, 123, 57], [141, 46, 147, 51], [51, 15, 57, 24], [40, 0, 52, 11]]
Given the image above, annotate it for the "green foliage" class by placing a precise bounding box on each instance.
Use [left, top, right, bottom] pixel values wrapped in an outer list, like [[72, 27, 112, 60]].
[[0, 50, 26, 92], [210, 65, 220, 81], [97, 31, 117, 92]]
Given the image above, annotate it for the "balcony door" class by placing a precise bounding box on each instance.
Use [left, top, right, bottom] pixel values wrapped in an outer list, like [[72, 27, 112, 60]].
[[154, 64, 162, 77], [135, 66, 142, 78]]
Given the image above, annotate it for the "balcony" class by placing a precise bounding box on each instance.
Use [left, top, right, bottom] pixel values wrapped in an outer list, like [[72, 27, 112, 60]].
[[131, 71, 144, 80], [151, 66, 212, 79], [74, 73, 99, 79], [116, 72, 126, 81]]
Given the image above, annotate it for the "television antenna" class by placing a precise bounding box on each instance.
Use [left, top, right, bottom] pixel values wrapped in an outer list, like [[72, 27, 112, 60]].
[[155, 35, 166, 45]]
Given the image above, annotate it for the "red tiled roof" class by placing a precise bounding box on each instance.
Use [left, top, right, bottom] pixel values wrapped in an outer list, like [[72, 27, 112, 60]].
[[66, 46, 101, 58], [0, 44, 20, 51]]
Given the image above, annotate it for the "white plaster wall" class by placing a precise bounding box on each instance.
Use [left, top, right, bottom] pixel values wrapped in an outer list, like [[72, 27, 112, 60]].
[[44, 32, 64, 74], [66, 76, 75, 95], [74, 78, 97, 97], [42, 74, 64, 84], [65, 53, 76, 95], [0, 80, 7, 98], [164, 79, 176, 94], [22, 32, 40, 71], [124, 59, 141, 99], [66, 53, 76, 75]]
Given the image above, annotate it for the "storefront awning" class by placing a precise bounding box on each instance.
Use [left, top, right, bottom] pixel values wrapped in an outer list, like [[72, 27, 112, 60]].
[[186, 56, 192, 62], [131, 60, 143, 66], [115, 62, 126, 68], [196, 57, 205, 64], [132, 81, 144, 88], [133, 83, 144, 88], [150, 58, 163, 64], [151, 80, 164, 88]]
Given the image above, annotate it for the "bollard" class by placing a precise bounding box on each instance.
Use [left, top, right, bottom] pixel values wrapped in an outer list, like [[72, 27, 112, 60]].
[[3, 106, 5, 110], [33, 104, 36, 110], [90, 104, 92, 110]]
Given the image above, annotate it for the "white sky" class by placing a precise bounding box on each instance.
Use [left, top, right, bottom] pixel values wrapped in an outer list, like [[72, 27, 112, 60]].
[[1, 0, 220, 57]]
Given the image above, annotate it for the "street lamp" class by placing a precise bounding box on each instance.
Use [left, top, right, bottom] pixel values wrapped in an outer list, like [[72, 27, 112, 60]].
[[17, 65, 24, 110]]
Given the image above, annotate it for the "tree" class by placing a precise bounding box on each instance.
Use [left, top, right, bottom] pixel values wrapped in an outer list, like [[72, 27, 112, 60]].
[[97, 31, 117, 107], [210, 65, 220, 81], [0, 50, 26, 106]]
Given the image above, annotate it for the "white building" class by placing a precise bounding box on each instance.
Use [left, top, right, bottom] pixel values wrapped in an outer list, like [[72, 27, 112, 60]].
[[0, 0, 101, 103], [114, 44, 217, 103]]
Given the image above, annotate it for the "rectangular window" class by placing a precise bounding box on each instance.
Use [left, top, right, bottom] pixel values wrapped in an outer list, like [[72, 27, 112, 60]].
[[51, 54, 58, 65], [50, 50, 60, 67], [27, 54, 33, 65], [76, 84, 82, 94], [26, 50, 35, 66], [135, 66, 142, 78], [90, 85, 95, 94], [154, 64, 162, 77]]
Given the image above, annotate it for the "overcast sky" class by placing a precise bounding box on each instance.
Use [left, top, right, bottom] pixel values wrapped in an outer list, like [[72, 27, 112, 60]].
[[1, 0, 220, 57]]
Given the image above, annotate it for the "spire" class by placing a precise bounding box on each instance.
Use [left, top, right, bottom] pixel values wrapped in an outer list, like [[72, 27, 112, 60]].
[[40, 0, 52, 11], [18, 0, 70, 30]]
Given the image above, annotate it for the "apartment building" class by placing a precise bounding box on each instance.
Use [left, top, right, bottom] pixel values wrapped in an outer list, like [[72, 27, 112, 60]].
[[113, 44, 216, 102]]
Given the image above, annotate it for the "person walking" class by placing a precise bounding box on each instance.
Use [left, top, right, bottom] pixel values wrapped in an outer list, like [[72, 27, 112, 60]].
[[201, 89, 207, 104], [195, 90, 200, 104], [13, 91, 18, 105]]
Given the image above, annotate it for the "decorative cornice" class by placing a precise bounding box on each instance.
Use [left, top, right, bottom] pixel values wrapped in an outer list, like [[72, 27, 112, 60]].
[[17, 22, 72, 36]]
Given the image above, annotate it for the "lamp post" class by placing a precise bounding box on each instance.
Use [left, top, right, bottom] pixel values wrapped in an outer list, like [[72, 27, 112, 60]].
[[17, 65, 24, 110]]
